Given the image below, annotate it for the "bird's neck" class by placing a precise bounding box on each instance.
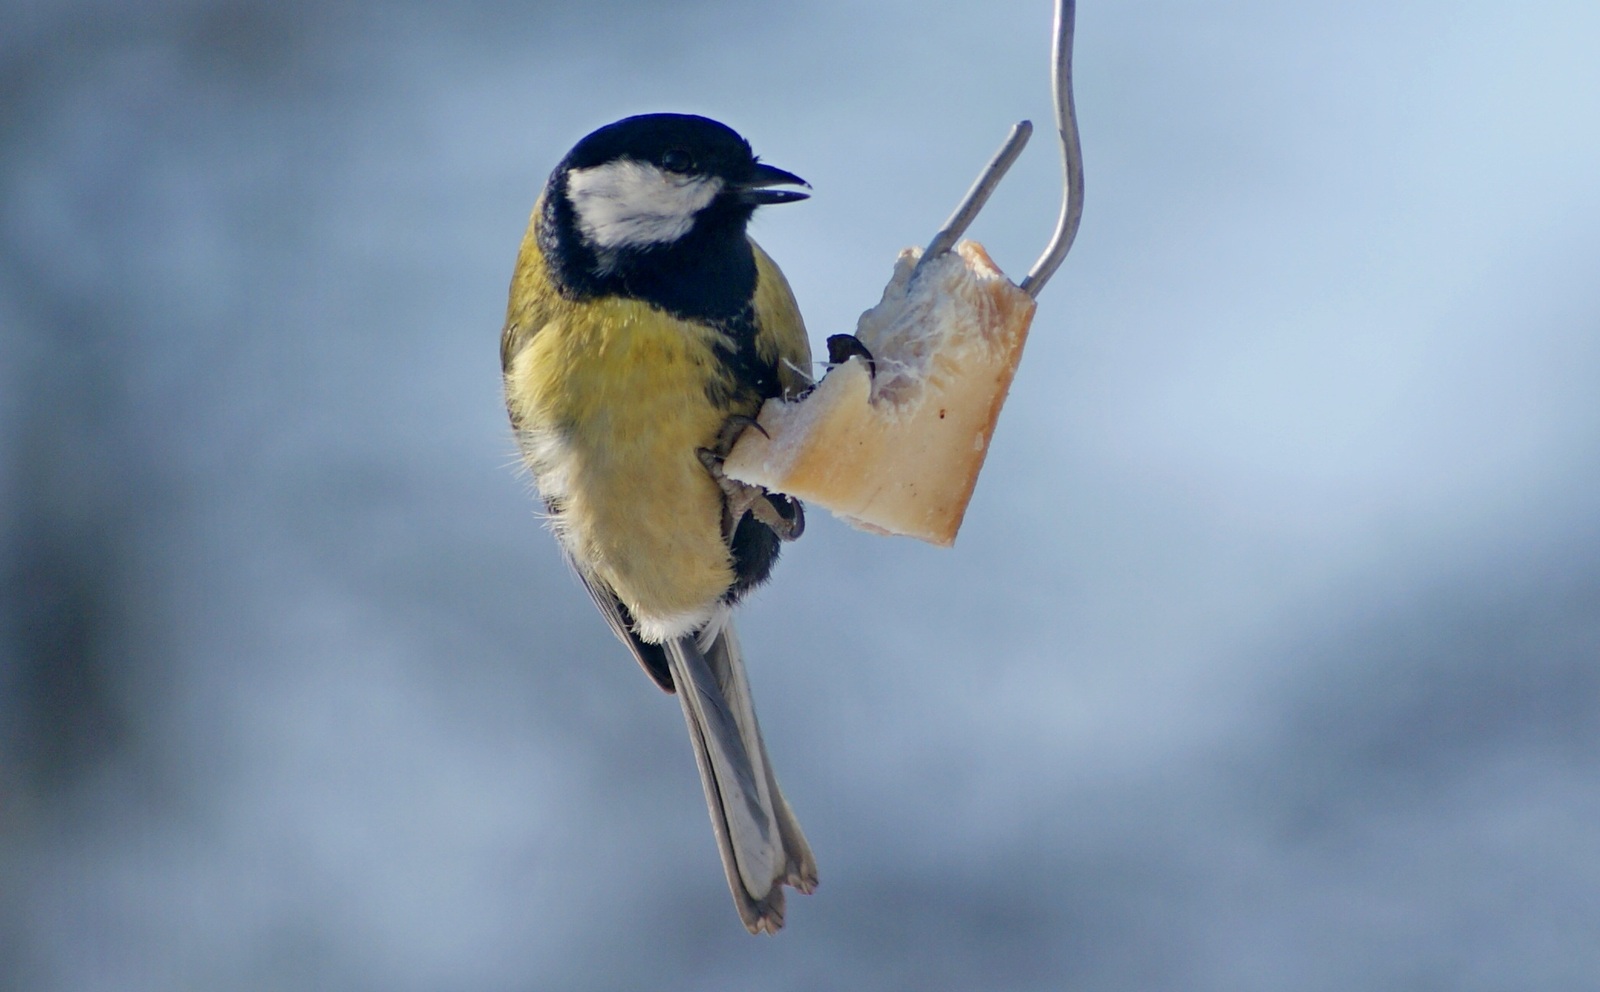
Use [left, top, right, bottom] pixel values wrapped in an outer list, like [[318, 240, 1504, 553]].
[[542, 194, 757, 325]]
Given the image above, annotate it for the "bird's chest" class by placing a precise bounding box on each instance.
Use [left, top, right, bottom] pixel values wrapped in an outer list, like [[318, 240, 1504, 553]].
[[506, 300, 759, 624], [536, 303, 750, 468]]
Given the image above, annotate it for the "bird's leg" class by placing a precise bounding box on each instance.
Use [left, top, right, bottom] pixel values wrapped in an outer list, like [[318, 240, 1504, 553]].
[[793, 335, 875, 402], [698, 415, 805, 542]]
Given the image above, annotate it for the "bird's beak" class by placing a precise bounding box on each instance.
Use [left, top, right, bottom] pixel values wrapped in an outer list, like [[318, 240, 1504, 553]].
[[735, 162, 811, 205]]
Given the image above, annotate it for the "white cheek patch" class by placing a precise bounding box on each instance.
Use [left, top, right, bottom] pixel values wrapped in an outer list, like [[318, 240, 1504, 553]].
[[565, 160, 723, 250]]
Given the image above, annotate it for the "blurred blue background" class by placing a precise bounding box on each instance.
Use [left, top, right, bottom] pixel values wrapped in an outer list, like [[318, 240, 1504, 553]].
[[3, 1, 1599, 988]]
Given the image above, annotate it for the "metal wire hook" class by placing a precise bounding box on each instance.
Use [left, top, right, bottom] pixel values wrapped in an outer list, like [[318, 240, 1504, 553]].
[[914, 0, 1083, 299]]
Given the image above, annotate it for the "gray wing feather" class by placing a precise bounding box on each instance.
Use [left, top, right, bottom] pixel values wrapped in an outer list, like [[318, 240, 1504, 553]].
[[574, 567, 674, 692]]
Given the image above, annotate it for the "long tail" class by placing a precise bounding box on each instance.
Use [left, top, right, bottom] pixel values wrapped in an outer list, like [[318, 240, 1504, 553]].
[[665, 619, 817, 934]]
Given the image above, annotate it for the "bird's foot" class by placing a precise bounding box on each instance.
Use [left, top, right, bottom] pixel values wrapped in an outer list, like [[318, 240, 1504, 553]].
[[825, 334, 876, 377], [707, 414, 767, 457], [761, 491, 805, 542], [794, 335, 875, 402], [698, 416, 804, 542]]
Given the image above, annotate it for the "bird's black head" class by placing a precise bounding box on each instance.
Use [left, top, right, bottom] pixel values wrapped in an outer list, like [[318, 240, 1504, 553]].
[[539, 113, 809, 320]]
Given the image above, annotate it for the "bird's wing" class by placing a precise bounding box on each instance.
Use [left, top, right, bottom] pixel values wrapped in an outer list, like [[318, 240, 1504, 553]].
[[501, 197, 557, 376], [750, 239, 813, 398], [574, 564, 675, 694]]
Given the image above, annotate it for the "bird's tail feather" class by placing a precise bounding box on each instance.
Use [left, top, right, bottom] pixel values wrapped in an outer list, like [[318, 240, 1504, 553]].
[[666, 621, 816, 934]]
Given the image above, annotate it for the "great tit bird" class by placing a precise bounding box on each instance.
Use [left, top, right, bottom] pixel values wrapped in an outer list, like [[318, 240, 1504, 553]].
[[500, 114, 817, 933]]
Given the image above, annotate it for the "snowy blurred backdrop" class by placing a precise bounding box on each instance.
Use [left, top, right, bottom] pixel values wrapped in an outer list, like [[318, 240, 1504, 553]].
[[3, 0, 1599, 988]]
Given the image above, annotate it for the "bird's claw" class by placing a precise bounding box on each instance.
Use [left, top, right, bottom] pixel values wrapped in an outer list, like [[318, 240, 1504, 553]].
[[708, 414, 767, 458], [825, 334, 876, 378], [699, 416, 803, 543]]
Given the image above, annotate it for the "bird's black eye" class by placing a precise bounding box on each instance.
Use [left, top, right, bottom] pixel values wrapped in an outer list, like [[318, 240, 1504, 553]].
[[661, 149, 694, 174]]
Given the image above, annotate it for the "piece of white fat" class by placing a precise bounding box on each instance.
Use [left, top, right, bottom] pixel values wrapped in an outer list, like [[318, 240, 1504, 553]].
[[724, 240, 1036, 546]]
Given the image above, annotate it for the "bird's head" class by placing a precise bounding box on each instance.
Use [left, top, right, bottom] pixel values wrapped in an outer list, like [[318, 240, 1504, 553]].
[[540, 114, 808, 295]]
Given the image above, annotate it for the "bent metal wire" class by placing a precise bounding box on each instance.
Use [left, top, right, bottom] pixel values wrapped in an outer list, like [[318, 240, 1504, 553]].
[[914, 0, 1084, 300]]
